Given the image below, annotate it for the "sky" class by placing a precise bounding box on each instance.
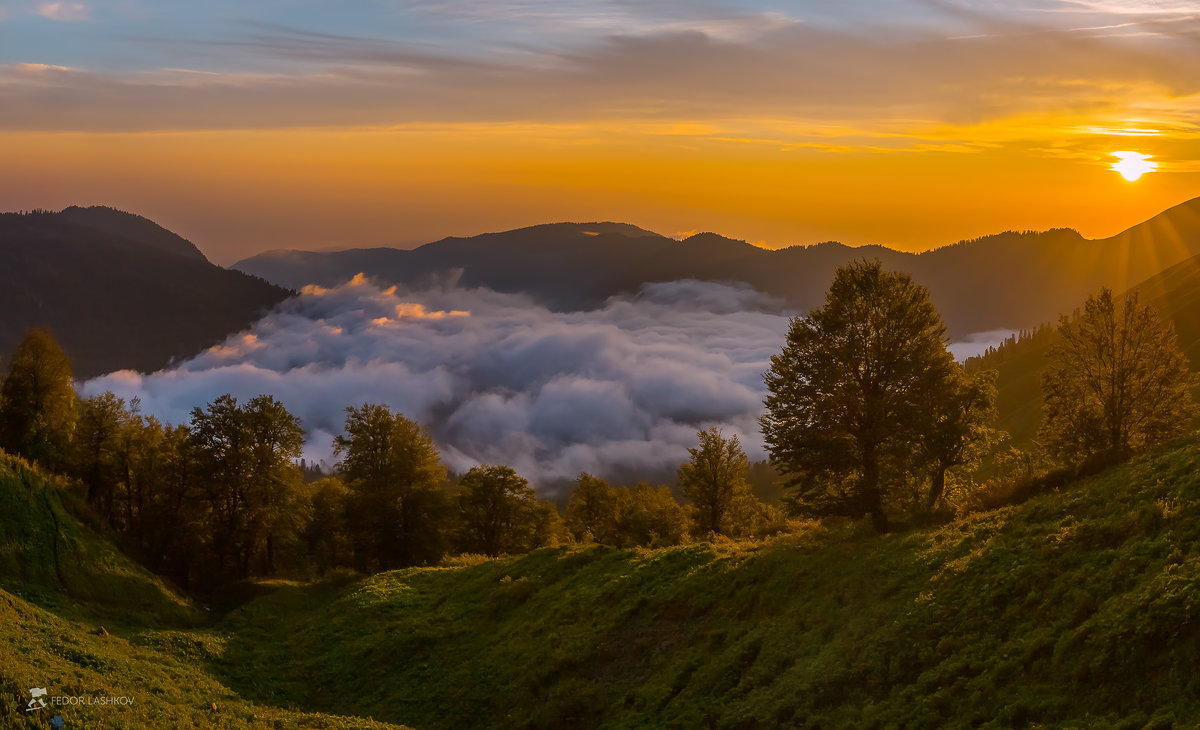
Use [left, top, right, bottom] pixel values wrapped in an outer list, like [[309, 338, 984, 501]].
[[3, 0, 1200, 263]]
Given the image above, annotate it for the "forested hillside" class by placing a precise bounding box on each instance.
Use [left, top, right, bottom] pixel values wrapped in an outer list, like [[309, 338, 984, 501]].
[[0, 207, 290, 377], [968, 248, 1200, 449]]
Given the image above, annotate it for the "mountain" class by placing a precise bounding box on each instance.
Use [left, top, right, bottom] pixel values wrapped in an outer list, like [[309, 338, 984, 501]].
[[1129, 252, 1200, 369], [966, 241, 1200, 447], [0, 207, 291, 378], [235, 198, 1200, 337]]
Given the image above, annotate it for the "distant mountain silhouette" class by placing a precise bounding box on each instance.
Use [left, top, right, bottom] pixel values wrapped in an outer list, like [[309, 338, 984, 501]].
[[234, 198, 1200, 337], [0, 207, 290, 378]]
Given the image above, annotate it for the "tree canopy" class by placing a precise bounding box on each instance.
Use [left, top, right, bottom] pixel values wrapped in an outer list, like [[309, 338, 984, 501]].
[[189, 394, 306, 579], [455, 464, 554, 556], [1040, 288, 1196, 465], [760, 260, 976, 530], [333, 403, 449, 569], [0, 328, 77, 466], [678, 427, 751, 536]]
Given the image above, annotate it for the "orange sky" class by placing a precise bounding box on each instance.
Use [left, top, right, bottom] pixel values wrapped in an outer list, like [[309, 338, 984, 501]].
[[4, 125, 1197, 264], [2, 2, 1199, 263]]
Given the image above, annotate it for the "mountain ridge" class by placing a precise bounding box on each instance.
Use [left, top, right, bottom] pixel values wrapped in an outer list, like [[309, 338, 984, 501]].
[[234, 197, 1200, 336]]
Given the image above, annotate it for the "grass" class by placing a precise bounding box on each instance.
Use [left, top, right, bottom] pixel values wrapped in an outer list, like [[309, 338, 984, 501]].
[[0, 451, 193, 628], [7, 441, 1200, 727], [0, 449, 408, 728]]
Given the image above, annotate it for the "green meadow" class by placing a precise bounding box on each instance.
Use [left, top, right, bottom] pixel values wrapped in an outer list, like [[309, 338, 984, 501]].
[[6, 438, 1200, 728]]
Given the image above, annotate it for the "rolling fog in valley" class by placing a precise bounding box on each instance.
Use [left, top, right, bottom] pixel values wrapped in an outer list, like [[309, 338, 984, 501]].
[[84, 275, 1008, 487]]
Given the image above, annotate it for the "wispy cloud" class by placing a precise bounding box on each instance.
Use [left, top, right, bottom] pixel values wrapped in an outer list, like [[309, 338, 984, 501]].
[[2, 15, 1198, 139], [36, 2, 89, 21], [403, 0, 799, 41]]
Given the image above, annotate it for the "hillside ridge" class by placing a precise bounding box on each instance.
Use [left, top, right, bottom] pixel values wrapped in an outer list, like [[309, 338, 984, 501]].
[[234, 196, 1200, 337], [5, 436, 1200, 727]]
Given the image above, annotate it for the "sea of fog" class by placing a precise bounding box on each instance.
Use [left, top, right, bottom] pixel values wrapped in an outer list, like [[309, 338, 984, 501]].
[[82, 277, 1012, 487]]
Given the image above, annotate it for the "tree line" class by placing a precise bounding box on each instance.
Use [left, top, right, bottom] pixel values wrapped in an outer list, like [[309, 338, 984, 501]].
[[760, 260, 1196, 529], [1, 258, 1191, 588], [0, 331, 781, 589]]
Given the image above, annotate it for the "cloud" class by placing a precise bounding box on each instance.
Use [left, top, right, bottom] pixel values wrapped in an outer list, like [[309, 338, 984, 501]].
[[81, 276, 1011, 491], [946, 328, 1017, 361], [83, 278, 793, 490], [37, 2, 88, 21], [2, 6, 1199, 136]]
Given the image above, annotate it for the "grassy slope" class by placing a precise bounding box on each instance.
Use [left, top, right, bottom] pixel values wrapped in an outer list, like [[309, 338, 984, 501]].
[[8, 441, 1200, 727], [0, 453, 408, 729], [0, 451, 193, 627], [218, 436, 1200, 729], [0, 588, 407, 729]]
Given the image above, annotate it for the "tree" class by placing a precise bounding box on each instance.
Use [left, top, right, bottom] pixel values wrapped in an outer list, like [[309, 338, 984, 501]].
[[565, 472, 620, 543], [455, 464, 547, 556], [915, 367, 999, 511], [0, 328, 76, 466], [189, 394, 305, 580], [131, 422, 204, 588], [70, 391, 132, 521], [300, 477, 352, 573], [333, 404, 449, 570], [614, 482, 689, 548], [678, 427, 751, 536], [761, 260, 957, 531], [1040, 288, 1196, 465]]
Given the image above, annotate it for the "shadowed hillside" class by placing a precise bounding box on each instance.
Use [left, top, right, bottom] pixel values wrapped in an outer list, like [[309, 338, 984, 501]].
[[0, 451, 193, 626], [0, 453, 407, 728], [1129, 252, 1200, 370], [235, 197, 1200, 337], [0, 207, 291, 378], [967, 246, 1200, 448]]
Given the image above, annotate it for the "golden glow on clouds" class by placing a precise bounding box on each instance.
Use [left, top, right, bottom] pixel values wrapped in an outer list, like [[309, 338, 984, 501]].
[[1110, 151, 1158, 181]]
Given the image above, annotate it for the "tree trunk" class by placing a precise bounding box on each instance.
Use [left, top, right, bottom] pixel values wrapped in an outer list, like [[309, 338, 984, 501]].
[[925, 465, 947, 512], [860, 447, 889, 532]]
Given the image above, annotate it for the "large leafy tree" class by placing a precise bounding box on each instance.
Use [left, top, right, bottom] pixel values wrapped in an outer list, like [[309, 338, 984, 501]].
[[70, 391, 133, 521], [0, 328, 77, 467], [1040, 288, 1196, 465], [333, 403, 449, 570], [761, 260, 959, 530], [678, 427, 751, 536], [455, 464, 550, 556], [565, 472, 620, 544], [189, 394, 305, 579]]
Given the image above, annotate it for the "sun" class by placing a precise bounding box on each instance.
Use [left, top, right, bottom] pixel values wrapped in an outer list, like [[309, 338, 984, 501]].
[[1110, 151, 1158, 182]]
